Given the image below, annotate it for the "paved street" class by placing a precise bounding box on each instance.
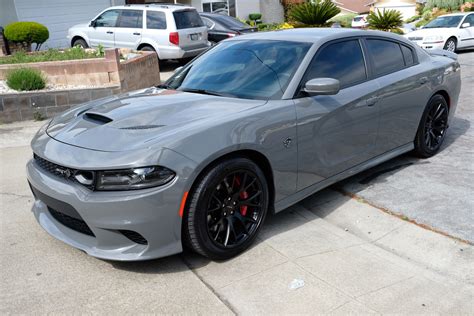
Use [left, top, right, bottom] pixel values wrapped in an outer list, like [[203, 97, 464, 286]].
[[1, 52, 473, 314]]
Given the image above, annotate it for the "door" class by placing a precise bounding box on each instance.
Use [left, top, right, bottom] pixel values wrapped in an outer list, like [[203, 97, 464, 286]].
[[89, 9, 120, 48], [113, 9, 143, 49], [295, 39, 380, 190], [458, 14, 474, 48], [173, 9, 208, 49], [364, 38, 432, 154]]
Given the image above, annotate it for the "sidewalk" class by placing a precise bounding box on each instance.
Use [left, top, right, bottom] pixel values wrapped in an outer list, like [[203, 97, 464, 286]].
[[1, 121, 473, 314]]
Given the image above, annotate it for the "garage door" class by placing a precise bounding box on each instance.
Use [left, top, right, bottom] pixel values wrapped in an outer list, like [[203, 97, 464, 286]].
[[14, 0, 124, 49]]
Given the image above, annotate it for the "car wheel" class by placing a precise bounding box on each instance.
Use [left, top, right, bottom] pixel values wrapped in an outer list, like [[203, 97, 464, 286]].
[[413, 94, 449, 158], [184, 157, 269, 260], [139, 45, 160, 62], [72, 38, 88, 48], [444, 37, 457, 52]]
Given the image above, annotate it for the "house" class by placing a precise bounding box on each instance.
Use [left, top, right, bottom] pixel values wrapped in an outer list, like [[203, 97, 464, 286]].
[[332, 0, 371, 15], [366, 0, 417, 20], [0, 0, 126, 49], [127, 0, 285, 23]]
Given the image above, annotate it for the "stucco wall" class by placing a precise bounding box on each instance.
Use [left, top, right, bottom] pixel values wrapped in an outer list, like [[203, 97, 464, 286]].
[[373, 0, 416, 19], [0, 0, 19, 27], [235, 0, 261, 21]]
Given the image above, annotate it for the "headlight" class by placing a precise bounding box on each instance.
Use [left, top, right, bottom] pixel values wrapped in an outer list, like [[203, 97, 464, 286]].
[[96, 166, 175, 191], [423, 35, 444, 43]]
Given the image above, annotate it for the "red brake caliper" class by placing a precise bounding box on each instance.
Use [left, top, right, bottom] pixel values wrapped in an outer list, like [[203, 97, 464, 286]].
[[234, 176, 249, 216]]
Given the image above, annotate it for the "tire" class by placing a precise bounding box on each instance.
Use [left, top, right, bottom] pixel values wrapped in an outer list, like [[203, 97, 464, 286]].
[[444, 37, 457, 52], [413, 94, 449, 158], [139, 45, 160, 63], [183, 157, 269, 260], [72, 38, 88, 48]]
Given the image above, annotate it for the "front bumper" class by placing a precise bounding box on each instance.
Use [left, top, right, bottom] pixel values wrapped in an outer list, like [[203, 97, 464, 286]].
[[411, 41, 445, 50], [26, 139, 196, 261]]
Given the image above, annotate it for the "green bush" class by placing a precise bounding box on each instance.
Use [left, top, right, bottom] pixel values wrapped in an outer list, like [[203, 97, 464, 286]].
[[248, 13, 262, 21], [329, 13, 357, 27], [426, 0, 464, 11], [405, 15, 421, 23], [4, 22, 49, 51], [368, 9, 403, 31], [290, 0, 341, 26], [6, 68, 46, 91]]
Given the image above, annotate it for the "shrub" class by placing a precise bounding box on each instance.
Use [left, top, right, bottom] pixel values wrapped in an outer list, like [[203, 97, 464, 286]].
[[4, 22, 49, 51], [248, 13, 262, 21], [329, 13, 357, 27], [0, 47, 102, 65], [368, 9, 403, 31], [405, 15, 421, 23], [6, 68, 46, 91], [426, 0, 465, 11], [290, 0, 341, 26]]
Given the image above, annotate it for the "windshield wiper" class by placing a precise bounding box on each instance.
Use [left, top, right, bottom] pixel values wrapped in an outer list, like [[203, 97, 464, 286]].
[[156, 83, 170, 89], [180, 88, 235, 97]]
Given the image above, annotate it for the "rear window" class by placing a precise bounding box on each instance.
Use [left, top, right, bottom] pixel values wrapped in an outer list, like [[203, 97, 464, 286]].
[[366, 39, 405, 76], [147, 11, 167, 29], [214, 15, 249, 29], [173, 10, 204, 29]]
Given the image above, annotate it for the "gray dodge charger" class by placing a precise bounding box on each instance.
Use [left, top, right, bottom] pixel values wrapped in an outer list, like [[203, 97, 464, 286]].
[[27, 28, 461, 261]]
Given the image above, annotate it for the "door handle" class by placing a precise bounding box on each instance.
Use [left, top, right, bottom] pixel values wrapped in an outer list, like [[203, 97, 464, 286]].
[[133, 32, 141, 35], [419, 77, 428, 85], [365, 96, 380, 106], [106, 31, 114, 34]]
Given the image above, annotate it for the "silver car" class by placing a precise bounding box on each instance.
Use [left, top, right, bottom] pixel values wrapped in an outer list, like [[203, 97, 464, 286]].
[[67, 4, 210, 61], [28, 29, 461, 261]]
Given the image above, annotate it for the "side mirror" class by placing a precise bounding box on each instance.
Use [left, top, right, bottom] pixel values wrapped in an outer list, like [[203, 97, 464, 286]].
[[461, 22, 470, 28], [304, 78, 340, 96], [89, 20, 96, 27]]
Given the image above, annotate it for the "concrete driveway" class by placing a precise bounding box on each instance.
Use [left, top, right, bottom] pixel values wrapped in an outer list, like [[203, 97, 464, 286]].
[[1, 53, 473, 314]]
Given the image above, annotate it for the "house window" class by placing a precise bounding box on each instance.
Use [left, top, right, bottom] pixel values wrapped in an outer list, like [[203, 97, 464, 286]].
[[202, 1, 229, 15]]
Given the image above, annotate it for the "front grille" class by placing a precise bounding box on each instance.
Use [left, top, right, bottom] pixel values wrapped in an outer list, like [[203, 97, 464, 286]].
[[408, 37, 423, 41], [120, 230, 148, 245], [48, 207, 95, 237], [33, 154, 95, 190]]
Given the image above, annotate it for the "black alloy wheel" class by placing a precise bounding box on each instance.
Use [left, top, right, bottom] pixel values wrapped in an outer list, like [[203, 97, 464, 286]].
[[184, 158, 269, 260], [414, 94, 449, 158]]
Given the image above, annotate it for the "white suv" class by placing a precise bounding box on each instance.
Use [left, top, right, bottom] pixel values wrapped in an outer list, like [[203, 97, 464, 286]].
[[67, 4, 210, 61]]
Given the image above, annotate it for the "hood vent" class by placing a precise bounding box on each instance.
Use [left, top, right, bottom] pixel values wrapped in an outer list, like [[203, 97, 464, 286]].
[[119, 124, 164, 130], [83, 112, 113, 124]]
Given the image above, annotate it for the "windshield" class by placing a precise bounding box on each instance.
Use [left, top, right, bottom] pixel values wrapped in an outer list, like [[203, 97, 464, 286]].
[[164, 40, 311, 100], [424, 15, 463, 28]]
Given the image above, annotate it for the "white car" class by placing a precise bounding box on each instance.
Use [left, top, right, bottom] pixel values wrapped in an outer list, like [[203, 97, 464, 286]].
[[405, 12, 474, 52], [352, 14, 369, 28], [67, 4, 210, 61]]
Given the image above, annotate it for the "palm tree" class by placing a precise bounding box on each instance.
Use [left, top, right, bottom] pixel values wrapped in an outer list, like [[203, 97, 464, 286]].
[[367, 9, 403, 32], [290, 0, 341, 27]]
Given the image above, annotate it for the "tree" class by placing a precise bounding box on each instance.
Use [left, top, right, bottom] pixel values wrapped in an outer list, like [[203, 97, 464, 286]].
[[290, 0, 341, 26]]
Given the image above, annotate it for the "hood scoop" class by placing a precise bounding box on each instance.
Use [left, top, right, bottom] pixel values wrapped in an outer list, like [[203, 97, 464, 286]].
[[83, 112, 113, 125]]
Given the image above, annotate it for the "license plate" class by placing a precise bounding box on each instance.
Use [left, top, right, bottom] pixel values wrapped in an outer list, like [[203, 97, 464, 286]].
[[190, 34, 199, 40]]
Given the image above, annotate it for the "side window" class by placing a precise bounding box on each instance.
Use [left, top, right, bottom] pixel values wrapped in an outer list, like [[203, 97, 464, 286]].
[[117, 10, 143, 28], [401, 45, 415, 66], [95, 10, 120, 27], [464, 14, 474, 26], [146, 11, 167, 30], [305, 39, 367, 89], [202, 17, 215, 29], [366, 39, 405, 76]]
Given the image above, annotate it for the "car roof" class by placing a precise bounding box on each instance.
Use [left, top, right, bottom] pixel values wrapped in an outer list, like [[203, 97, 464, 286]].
[[108, 4, 197, 12], [227, 28, 412, 45]]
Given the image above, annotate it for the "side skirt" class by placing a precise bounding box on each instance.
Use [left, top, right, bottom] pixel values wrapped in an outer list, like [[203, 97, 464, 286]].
[[274, 142, 414, 213]]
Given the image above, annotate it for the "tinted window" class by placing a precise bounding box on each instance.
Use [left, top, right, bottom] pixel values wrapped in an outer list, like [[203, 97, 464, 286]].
[[464, 14, 474, 26], [147, 11, 167, 29], [367, 39, 405, 76], [401, 45, 415, 66], [306, 40, 367, 89], [118, 10, 142, 28], [201, 17, 214, 29], [95, 10, 120, 27], [424, 15, 463, 28], [173, 10, 204, 29], [165, 40, 311, 100], [213, 15, 249, 29]]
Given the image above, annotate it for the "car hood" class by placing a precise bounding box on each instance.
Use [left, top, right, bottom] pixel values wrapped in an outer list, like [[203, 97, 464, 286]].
[[46, 88, 267, 152], [405, 28, 453, 38], [71, 23, 89, 29]]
